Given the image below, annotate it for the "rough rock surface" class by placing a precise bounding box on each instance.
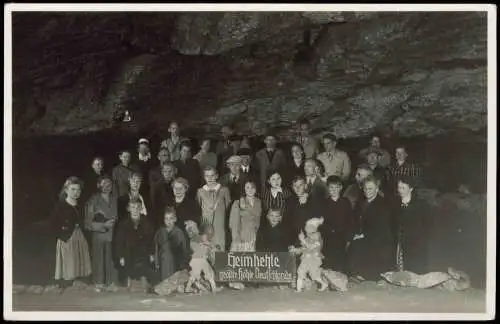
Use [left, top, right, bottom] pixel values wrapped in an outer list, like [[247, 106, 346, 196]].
[[11, 12, 487, 138]]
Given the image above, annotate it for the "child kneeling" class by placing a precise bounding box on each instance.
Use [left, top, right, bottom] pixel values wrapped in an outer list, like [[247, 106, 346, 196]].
[[289, 217, 329, 292], [184, 221, 222, 293]]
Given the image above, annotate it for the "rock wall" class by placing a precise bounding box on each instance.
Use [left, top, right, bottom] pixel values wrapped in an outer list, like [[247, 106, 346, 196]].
[[12, 12, 487, 139]]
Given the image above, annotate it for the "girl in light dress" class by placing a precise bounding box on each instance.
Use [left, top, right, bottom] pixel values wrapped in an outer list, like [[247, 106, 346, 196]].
[[290, 217, 329, 292], [196, 166, 232, 252], [228, 180, 262, 290]]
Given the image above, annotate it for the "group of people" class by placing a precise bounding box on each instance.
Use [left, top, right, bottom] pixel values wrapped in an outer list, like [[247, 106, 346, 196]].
[[50, 118, 432, 294]]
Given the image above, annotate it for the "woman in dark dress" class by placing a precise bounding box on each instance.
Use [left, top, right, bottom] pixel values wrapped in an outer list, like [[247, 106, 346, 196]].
[[322, 176, 354, 273], [170, 177, 201, 229], [392, 176, 433, 274], [348, 175, 394, 281], [284, 143, 306, 188]]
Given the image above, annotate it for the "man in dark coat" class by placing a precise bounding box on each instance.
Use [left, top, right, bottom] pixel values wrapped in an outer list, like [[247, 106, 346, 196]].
[[134, 138, 154, 209], [237, 147, 260, 192], [173, 141, 201, 199], [150, 163, 177, 228], [255, 134, 287, 193], [114, 199, 155, 289], [219, 155, 249, 202]]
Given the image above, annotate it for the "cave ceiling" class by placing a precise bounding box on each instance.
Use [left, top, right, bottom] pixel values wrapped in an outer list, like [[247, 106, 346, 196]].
[[11, 11, 488, 139]]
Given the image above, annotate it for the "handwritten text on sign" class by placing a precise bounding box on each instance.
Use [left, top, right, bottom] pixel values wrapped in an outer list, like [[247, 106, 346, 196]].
[[214, 252, 296, 283]]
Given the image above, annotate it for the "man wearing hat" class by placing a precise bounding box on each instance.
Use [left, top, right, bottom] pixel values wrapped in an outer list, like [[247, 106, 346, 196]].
[[219, 155, 249, 251], [135, 138, 153, 208], [237, 147, 260, 192], [219, 155, 248, 202]]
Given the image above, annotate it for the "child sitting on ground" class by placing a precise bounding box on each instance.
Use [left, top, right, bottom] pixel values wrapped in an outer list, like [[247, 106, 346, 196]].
[[289, 217, 329, 292], [184, 221, 222, 294]]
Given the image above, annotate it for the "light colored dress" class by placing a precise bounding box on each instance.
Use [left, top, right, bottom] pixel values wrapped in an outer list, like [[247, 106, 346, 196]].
[[229, 197, 262, 252], [84, 193, 118, 285], [297, 232, 324, 281], [196, 184, 231, 251]]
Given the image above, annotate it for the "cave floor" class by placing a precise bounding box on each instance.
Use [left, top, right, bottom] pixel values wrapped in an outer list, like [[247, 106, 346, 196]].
[[11, 283, 486, 313], [9, 217, 488, 315]]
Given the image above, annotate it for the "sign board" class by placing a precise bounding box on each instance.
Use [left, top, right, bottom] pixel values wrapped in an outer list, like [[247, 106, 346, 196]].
[[214, 252, 296, 283]]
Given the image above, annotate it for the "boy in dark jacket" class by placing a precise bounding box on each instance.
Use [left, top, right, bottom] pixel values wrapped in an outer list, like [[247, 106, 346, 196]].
[[256, 208, 294, 252], [114, 199, 155, 292]]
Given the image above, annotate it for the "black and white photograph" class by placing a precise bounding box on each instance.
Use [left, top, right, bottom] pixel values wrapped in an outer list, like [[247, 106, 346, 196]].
[[3, 3, 496, 321]]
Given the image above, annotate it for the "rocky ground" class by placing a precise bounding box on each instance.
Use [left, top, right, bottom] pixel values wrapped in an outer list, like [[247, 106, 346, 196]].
[[11, 281, 486, 313]]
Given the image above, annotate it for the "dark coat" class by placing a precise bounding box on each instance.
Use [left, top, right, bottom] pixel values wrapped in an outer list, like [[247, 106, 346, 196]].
[[82, 169, 106, 203], [150, 180, 175, 226], [171, 196, 201, 229], [391, 197, 433, 274], [255, 148, 287, 191], [283, 159, 305, 188], [114, 216, 155, 274], [174, 158, 202, 198], [256, 222, 294, 253], [306, 177, 329, 200], [154, 225, 191, 281], [51, 200, 85, 242], [148, 165, 163, 198], [219, 172, 250, 202], [240, 163, 261, 193], [321, 197, 354, 272], [349, 194, 395, 281], [286, 194, 324, 242], [134, 157, 155, 207]]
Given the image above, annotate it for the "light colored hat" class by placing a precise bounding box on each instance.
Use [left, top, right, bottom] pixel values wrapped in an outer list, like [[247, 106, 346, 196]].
[[305, 217, 324, 231], [138, 138, 149, 145], [226, 155, 243, 164]]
